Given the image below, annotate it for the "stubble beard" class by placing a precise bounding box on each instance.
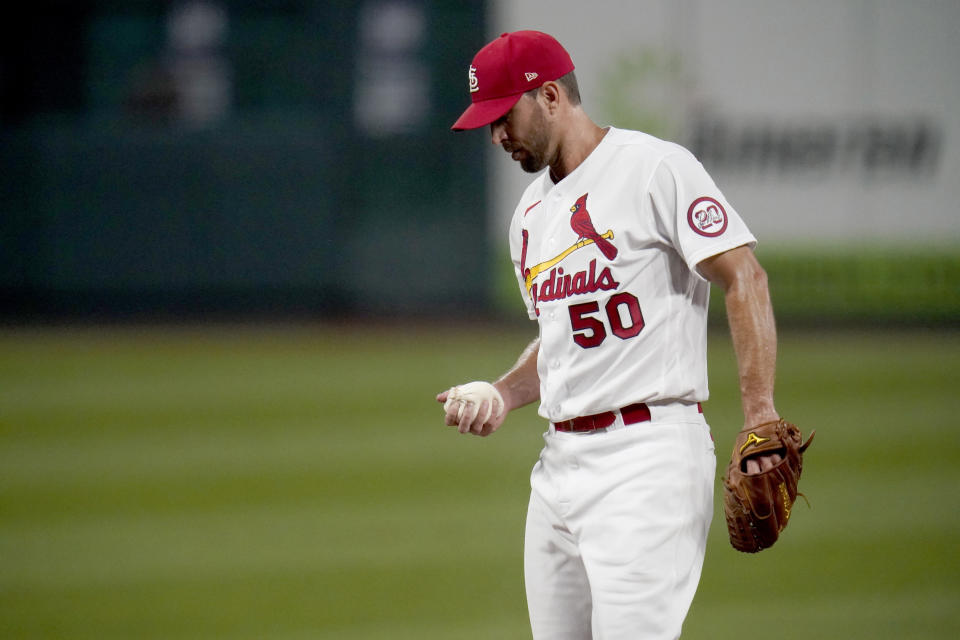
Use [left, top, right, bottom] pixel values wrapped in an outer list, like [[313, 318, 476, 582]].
[[519, 147, 546, 173], [509, 107, 551, 174]]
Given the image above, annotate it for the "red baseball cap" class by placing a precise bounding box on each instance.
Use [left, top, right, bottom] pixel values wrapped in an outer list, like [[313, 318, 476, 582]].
[[451, 31, 575, 131]]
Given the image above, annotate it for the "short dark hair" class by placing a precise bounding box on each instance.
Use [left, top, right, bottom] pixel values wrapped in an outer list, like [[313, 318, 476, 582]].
[[525, 71, 581, 106]]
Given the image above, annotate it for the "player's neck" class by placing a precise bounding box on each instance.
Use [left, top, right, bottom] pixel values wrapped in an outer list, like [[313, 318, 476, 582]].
[[548, 118, 608, 183]]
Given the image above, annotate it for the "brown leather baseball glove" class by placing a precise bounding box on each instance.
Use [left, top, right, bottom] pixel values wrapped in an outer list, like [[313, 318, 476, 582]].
[[723, 419, 815, 553]]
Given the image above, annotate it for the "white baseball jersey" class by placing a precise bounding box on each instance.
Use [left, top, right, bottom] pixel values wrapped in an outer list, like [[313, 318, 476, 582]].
[[508, 127, 756, 422]]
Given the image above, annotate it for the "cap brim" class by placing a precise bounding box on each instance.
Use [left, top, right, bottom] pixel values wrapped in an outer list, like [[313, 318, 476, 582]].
[[451, 93, 524, 131]]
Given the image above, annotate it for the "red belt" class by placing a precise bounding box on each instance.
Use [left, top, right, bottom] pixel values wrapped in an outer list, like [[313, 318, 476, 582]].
[[553, 402, 702, 433]]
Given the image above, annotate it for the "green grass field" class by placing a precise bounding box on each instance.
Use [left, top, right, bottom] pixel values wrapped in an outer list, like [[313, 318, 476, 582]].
[[1, 323, 958, 639]]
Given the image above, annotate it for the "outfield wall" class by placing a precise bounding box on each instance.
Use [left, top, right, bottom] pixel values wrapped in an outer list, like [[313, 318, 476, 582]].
[[1, 1, 956, 325], [0, 1, 490, 320]]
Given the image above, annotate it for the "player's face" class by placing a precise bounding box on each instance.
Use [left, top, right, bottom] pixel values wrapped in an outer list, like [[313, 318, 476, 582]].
[[491, 95, 552, 174]]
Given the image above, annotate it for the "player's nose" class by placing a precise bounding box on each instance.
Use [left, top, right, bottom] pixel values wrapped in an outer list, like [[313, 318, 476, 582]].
[[490, 120, 508, 145]]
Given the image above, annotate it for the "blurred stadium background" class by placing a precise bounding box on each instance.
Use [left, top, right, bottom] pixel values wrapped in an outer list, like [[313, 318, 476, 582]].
[[1, 1, 958, 638]]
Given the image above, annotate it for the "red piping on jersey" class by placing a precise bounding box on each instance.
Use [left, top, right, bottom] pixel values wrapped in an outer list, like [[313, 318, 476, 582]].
[[520, 229, 530, 285]]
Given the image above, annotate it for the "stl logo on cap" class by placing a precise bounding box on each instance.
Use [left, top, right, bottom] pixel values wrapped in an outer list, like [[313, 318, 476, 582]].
[[468, 65, 479, 93], [451, 31, 574, 131]]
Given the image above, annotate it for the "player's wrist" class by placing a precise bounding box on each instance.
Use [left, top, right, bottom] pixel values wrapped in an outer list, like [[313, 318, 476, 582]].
[[742, 409, 780, 429], [492, 381, 514, 413]]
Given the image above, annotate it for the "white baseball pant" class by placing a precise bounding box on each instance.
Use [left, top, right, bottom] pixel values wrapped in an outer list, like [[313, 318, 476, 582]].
[[524, 402, 715, 639]]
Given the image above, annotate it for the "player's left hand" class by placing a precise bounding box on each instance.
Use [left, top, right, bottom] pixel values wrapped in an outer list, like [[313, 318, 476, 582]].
[[436, 381, 505, 437], [745, 452, 782, 474], [723, 418, 814, 552]]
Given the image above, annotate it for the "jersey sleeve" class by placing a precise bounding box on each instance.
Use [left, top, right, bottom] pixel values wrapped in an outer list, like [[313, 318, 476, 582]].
[[648, 149, 757, 278]]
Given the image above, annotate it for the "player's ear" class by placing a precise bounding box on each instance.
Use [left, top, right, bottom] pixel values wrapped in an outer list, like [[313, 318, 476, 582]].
[[538, 81, 563, 114]]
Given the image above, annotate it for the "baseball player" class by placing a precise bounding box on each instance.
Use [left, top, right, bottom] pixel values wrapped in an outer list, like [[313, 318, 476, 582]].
[[437, 31, 783, 639]]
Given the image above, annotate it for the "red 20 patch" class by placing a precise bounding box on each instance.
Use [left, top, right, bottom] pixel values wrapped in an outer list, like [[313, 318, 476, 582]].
[[687, 197, 728, 237]]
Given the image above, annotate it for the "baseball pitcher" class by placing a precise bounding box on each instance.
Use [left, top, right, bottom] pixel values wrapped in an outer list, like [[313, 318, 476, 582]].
[[437, 31, 812, 640]]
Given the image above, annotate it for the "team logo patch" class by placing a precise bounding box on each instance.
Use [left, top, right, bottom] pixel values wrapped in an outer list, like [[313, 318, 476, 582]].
[[468, 65, 479, 93], [687, 196, 729, 237]]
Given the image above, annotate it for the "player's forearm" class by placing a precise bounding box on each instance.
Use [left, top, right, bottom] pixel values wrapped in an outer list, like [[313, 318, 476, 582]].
[[493, 337, 541, 413], [723, 264, 780, 427]]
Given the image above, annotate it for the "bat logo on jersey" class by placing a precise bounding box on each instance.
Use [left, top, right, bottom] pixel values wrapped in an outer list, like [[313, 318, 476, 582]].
[[520, 193, 620, 315], [687, 196, 729, 237]]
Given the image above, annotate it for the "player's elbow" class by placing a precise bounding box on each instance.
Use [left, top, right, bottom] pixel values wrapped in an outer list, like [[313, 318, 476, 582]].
[[745, 260, 769, 291], [723, 253, 771, 302]]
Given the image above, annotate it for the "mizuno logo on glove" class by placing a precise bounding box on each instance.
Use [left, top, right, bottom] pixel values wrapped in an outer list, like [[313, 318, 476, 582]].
[[739, 432, 770, 454]]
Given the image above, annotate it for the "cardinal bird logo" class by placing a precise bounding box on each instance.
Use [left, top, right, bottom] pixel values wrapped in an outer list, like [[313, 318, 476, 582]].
[[570, 194, 618, 261], [519, 193, 622, 313]]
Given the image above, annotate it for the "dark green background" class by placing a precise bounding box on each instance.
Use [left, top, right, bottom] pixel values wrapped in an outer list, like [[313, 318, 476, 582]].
[[1, 1, 490, 320]]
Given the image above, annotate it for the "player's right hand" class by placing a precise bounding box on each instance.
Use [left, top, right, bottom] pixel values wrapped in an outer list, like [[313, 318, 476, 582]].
[[436, 381, 506, 437]]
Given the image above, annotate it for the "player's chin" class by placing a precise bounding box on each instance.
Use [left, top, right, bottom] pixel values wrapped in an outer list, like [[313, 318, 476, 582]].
[[519, 154, 545, 173]]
